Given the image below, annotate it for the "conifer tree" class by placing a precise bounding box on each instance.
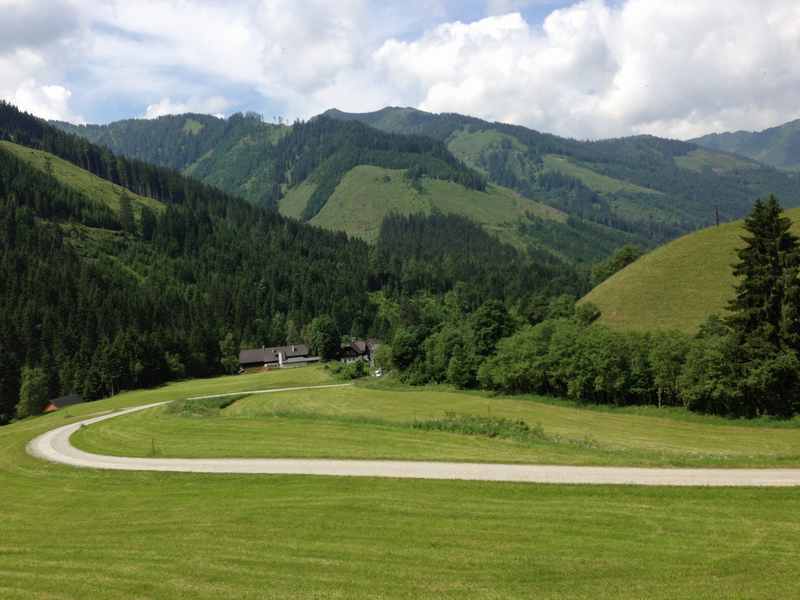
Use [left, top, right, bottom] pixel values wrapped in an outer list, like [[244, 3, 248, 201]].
[[727, 195, 800, 416], [728, 195, 798, 349], [118, 191, 135, 234]]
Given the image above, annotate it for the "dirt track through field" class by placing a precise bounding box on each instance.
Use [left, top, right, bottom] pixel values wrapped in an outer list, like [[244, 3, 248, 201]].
[[26, 385, 800, 487]]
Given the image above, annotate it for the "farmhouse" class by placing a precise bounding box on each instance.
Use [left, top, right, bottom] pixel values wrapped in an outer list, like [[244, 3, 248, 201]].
[[43, 393, 83, 413], [340, 339, 380, 363], [238, 344, 320, 370]]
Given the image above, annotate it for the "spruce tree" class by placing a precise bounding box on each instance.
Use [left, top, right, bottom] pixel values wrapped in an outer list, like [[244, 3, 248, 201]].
[[727, 195, 800, 416], [728, 195, 798, 349], [118, 191, 135, 234]]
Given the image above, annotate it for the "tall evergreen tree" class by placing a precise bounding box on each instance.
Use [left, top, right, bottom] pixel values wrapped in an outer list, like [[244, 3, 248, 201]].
[[118, 191, 135, 234], [726, 195, 800, 417], [728, 195, 798, 349]]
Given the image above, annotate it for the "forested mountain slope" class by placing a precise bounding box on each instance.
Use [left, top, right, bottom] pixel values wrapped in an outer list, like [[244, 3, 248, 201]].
[[55, 106, 799, 262], [54, 112, 288, 205], [581, 206, 800, 333], [53, 113, 627, 262], [325, 107, 800, 242], [1, 102, 582, 423], [691, 119, 800, 171]]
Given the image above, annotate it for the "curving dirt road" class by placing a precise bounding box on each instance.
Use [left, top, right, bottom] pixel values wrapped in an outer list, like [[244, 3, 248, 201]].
[[26, 387, 800, 487]]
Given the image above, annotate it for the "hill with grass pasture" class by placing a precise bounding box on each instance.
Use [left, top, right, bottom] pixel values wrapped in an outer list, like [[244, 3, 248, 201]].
[[582, 207, 800, 332]]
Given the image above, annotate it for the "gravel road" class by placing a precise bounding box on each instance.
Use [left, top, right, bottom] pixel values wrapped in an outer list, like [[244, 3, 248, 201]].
[[26, 386, 800, 487]]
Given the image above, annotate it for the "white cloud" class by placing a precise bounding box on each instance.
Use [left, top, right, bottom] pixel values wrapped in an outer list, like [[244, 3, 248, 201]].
[[372, 0, 800, 138], [143, 96, 232, 119], [10, 80, 81, 122], [2, 0, 800, 138]]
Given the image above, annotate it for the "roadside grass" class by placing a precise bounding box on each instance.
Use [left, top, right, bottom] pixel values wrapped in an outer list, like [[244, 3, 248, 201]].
[[72, 375, 800, 467], [582, 206, 800, 332], [4, 368, 800, 598]]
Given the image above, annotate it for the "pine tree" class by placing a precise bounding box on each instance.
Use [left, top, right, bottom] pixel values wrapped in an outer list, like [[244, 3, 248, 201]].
[[118, 191, 135, 234], [726, 195, 800, 416], [728, 195, 798, 349]]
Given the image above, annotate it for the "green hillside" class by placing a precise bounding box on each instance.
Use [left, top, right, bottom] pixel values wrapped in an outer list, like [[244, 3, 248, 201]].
[[326, 107, 800, 244], [54, 106, 800, 264], [2, 101, 586, 423], [582, 207, 800, 333], [280, 164, 564, 245], [54, 113, 288, 205], [692, 119, 800, 171], [0, 140, 163, 216]]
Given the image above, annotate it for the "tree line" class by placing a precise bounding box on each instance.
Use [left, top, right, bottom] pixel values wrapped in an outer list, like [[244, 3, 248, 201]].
[[382, 196, 800, 419]]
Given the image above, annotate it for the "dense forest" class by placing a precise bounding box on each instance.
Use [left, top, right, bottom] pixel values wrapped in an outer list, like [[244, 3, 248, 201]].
[[0, 102, 581, 423]]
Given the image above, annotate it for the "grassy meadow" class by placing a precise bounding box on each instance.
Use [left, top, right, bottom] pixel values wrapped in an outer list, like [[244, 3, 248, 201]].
[[582, 207, 800, 332], [279, 164, 564, 246], [3, 367, 800, 598], [72, 370, 800, 467]]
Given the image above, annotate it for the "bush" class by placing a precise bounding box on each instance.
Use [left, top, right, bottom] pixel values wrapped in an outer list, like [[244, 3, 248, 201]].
[[15, 366, 48, 419], [412, 412, 547, 443], [326, 360, 369, 380]]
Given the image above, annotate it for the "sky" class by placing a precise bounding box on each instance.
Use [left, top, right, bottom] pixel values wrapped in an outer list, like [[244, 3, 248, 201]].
[[2, 0, 800, 140]]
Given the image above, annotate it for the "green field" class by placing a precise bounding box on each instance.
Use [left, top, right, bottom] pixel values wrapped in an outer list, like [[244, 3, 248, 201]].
[[279, 165, 564, 245], [582, 207, 800, 332], [73, 371, 800, 468], [0, 141, 164, 215], [3, 368, 800, 598]]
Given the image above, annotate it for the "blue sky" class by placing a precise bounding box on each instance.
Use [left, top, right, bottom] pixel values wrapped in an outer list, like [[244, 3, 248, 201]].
[[2, 0, 800, 139]]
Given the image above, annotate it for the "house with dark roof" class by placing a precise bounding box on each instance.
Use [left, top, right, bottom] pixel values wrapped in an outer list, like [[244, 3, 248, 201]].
[[43, 394, 83, 413], [238, 344, 320, 370], [340, 339, 381, 364]]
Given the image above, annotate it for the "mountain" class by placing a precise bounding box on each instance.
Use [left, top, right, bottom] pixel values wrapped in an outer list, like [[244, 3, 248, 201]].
[[1, 102, 580, 422], [691, 119, 800, 171], [52, 113, 631, 263], [53, 106, 800, 265], [324, 108, 800, 242], [580, 206, 800, 333], [53, 112, 288, 205]]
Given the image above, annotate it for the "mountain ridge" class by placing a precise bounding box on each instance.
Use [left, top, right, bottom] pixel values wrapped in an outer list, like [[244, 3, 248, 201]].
[[691, 118, 800, 171], [51, 106, 800, 264]]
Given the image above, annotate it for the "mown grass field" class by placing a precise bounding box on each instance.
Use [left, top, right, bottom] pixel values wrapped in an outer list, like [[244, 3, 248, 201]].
[[73, 371, 800, 468], [0, 140, 164, 215], [279, 165, 564, 246], [583, 207, 800, 332], [4, 367, 800, 598]]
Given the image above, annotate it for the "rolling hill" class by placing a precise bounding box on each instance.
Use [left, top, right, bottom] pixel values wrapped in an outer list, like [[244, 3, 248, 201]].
[[581, 207, 800, 333], [692, 119, 800, 171]]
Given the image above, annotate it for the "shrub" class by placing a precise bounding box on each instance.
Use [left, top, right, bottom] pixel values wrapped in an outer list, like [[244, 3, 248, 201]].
[[412, 412, 547, 443]]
